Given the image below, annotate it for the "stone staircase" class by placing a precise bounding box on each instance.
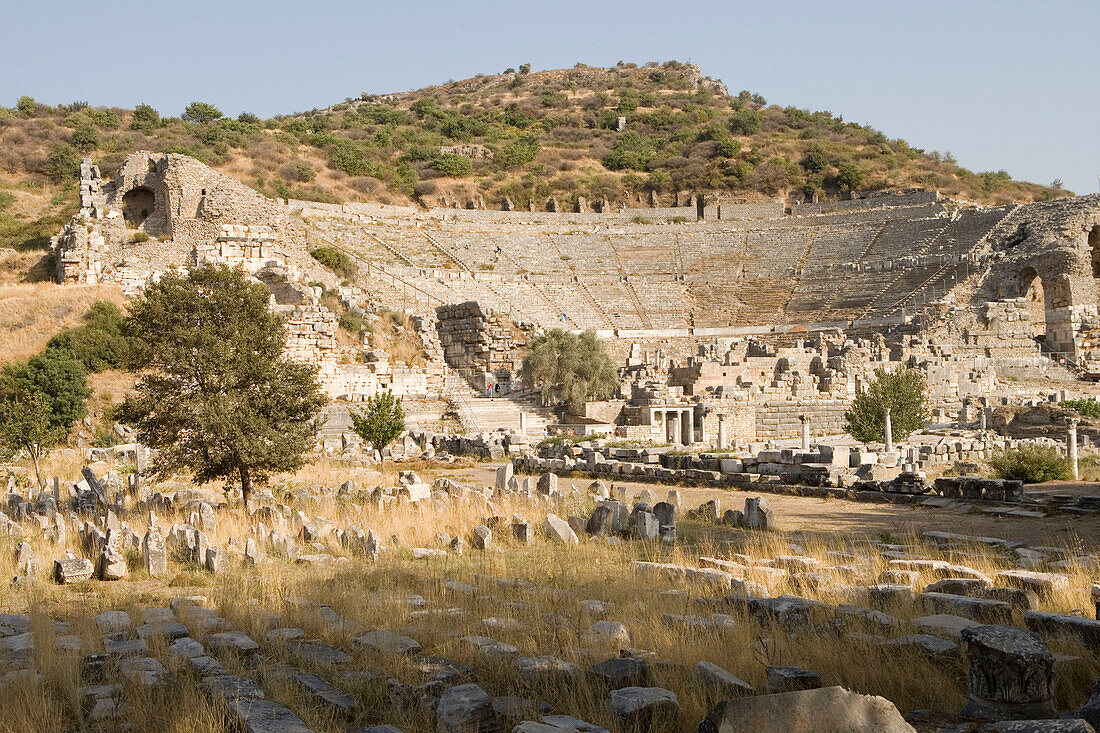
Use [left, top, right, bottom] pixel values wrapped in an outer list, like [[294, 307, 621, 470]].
[[443, 374, 556, 435]]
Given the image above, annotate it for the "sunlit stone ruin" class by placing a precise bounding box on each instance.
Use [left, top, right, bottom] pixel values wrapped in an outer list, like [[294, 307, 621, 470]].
[[1, 150, 1095, 732]]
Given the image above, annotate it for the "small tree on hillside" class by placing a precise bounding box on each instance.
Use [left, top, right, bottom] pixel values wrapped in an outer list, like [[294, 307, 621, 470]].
[[519, 329, 618, 415], [845, 368, 929, 443], [351, 391, 405, 475], [117, 265, 327, 502], [182, 101, 223, 124], [0, 390, 67, 487]]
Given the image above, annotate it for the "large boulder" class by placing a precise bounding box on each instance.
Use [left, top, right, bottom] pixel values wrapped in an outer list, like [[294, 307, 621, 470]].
[[698, 686, 915, 733]]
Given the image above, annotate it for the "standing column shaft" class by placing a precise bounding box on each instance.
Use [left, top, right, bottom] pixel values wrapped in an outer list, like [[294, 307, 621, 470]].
[[884, 408, 894, 452], [1069, 419, 1079, 481]]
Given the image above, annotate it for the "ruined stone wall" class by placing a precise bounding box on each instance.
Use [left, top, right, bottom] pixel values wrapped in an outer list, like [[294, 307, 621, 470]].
[[435, 300, 530, 388], [752, 400, 849, 440], [974, 194, 1100, 363], [276, 303, 338, 388]]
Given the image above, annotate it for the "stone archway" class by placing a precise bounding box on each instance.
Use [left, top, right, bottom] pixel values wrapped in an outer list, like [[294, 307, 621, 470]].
[[122, 186, 156, 227], [1017, 266, 1050, 341]]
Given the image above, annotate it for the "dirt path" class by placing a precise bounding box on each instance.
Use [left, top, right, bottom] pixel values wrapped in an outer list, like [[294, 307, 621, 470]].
[[455, 463, 1100, 550]]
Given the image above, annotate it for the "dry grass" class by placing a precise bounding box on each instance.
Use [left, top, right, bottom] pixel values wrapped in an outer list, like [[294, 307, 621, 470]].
[[1, 455, 1099, 731], [0, 282, 124, 364]]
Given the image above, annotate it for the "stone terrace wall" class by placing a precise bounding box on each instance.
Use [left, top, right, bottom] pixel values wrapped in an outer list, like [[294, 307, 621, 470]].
[[753, 400, 849, 440]]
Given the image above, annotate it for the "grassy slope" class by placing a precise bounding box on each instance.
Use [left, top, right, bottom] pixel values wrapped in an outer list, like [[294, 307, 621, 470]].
[[0, 62, 1068, 236]]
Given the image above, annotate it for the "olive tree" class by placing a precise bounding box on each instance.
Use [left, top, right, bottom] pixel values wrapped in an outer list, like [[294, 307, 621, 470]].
[[519, 329, 618, 415]]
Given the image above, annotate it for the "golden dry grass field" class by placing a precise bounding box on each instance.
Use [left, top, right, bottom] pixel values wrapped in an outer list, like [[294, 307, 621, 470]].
[[1, 453, 1098, 732]]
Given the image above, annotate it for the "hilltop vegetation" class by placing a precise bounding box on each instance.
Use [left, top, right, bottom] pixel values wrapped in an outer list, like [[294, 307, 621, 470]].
[[0, 62, 1068, 248]]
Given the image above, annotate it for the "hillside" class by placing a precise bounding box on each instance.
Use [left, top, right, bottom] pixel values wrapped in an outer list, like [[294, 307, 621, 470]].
[[0, 61, 1071, 283]]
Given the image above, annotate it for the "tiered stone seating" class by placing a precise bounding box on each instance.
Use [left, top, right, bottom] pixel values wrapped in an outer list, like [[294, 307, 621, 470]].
[[304, 200, 1014, 331]]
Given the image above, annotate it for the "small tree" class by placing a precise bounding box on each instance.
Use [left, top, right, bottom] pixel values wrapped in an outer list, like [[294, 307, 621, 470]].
[[16, 96, 36, 116], [351, 391, 405, 474], [44, 142, 80, 184], [519, 329, 618, 415], [117, 265, 327, 502], [845, 368, 929, 443], [0, 390, 66, 487], [182, 101, 223, 124], [130, 103, 161, 133], [2, 352, 91, 433]]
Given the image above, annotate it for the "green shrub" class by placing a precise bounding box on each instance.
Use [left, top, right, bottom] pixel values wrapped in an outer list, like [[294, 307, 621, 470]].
[[498, 133, 541, 167], [44, 143, 80, 183], [989, 446, 1070, 484], [728, 108, 763, 135], [431, 152, 472, 177], [16, 96, 36, 116], [46, 300, 131, 372], [1060, 398, 1100, 419], [71, 123, 99, 152], [339, 310, 365, 334], [309, 246, 358, 280]]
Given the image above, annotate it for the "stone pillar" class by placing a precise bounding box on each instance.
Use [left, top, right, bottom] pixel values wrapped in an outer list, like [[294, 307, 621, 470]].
[[959, 398, 969, 426], [799, 414, 810, 451], [884, 408, 893, 452], [979, 408, 988, 433], [518, 411, 527, 436], [1069, 418, 1079, 481], [681, 410, 692, 445], [960, 625, 1055, 721], [670, 411, 681, 445], [717, 414, 727, 450]]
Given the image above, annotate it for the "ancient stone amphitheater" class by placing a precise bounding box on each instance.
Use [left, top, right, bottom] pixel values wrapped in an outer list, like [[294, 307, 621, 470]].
[[55, 152, 1100, 369]]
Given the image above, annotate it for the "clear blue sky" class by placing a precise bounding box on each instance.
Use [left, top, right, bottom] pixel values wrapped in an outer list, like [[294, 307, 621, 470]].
[[5, 0, 1098, 194]]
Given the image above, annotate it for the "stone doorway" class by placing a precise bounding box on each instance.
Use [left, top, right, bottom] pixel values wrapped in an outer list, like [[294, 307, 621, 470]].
[[122, 186, 155, 227]]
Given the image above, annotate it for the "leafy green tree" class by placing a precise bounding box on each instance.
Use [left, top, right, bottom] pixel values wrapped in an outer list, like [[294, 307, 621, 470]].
[[3, 352, 91, 434], [16, 96, 36, 116], [519, 329, 618, 414], [844, 368, 929, 443], [431, 152, 472, 177], [44, 142, 80, 183], [801, 149, 829, 173], [117, 265, 327, 502], [603, 131, 655, 171], [351, 390, 405, 474], [130, 103, 161, 133], [519, 63, 532, 75], [0, 390, 65, 487], [182, 101, 223, 124]]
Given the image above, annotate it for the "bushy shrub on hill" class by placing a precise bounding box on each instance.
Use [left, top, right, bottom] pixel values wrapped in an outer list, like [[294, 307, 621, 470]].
[[46, 300, 131, 372], [309, 246, 358, 280]]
